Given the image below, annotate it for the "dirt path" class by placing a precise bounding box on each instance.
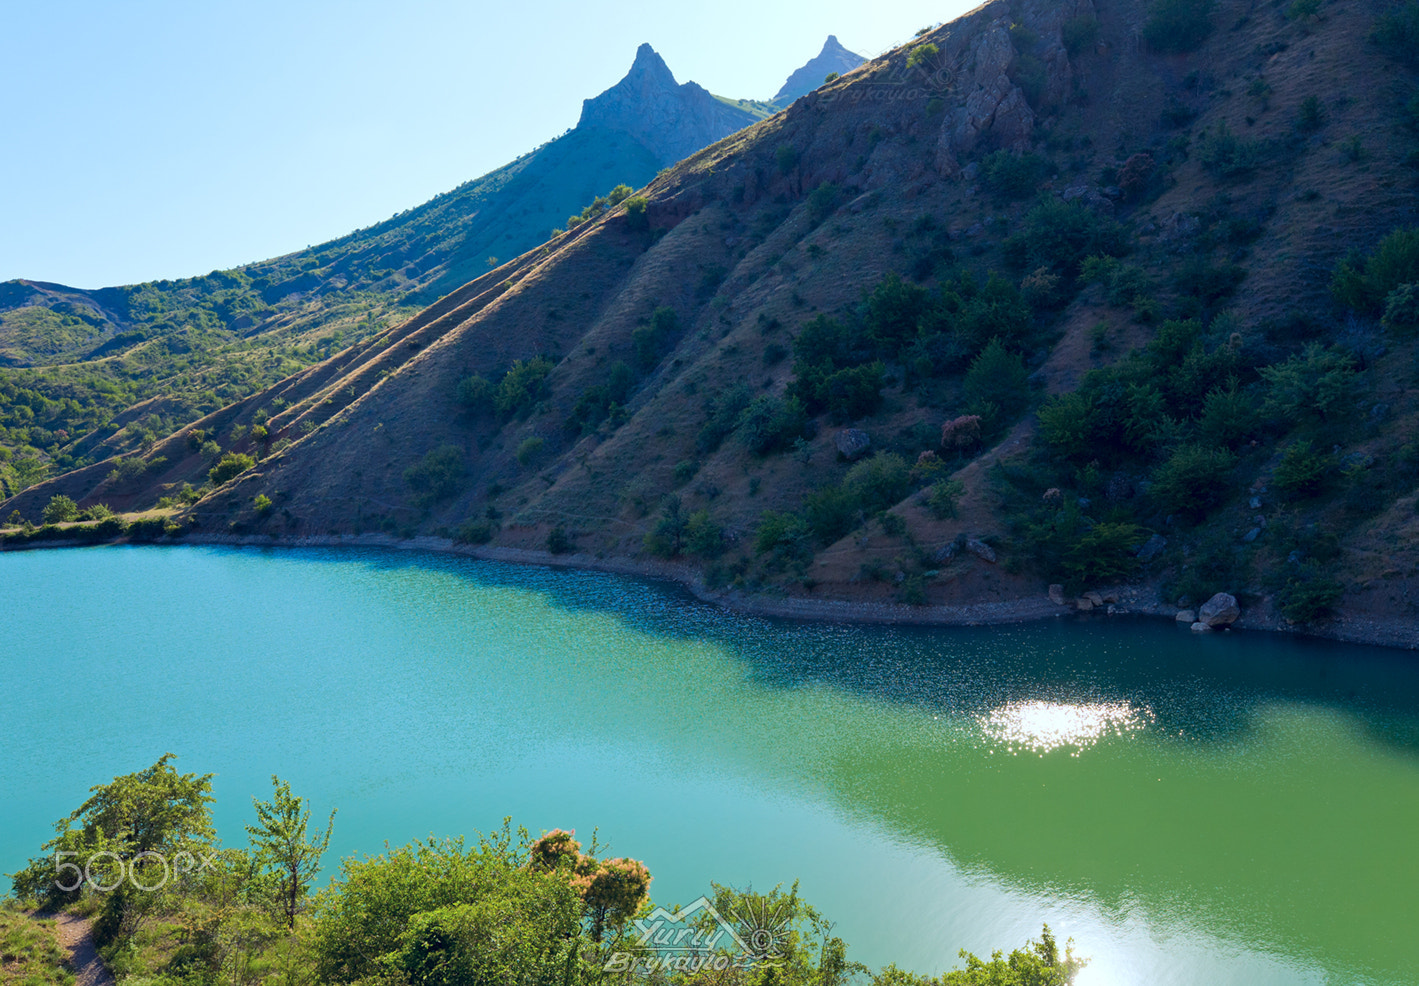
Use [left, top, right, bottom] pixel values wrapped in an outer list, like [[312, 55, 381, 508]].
[[51, 914, 114, 986]]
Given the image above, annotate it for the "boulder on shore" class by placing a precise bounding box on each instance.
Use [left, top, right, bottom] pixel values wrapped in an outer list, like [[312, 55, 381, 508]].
[[1048, 584, 1066, 605], [1175, 609, 1196, 623], [1199, 592, 1240, 627]]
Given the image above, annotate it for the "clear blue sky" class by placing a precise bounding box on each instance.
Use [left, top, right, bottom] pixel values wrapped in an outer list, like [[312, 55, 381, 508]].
[[0, 0, 970, 289]]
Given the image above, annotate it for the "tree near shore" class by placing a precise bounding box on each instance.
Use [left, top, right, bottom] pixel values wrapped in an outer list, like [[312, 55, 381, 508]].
[[246, 775, 335, 928]]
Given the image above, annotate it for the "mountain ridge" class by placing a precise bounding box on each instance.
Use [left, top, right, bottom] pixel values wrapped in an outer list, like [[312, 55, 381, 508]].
[[10, 0, 1418, 646]]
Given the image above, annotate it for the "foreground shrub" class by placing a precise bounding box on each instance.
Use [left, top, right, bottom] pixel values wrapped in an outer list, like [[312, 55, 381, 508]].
[[1273, 440, 1332, 498], [1276, 562, 1344, 623], [494, 358, 555, 418]]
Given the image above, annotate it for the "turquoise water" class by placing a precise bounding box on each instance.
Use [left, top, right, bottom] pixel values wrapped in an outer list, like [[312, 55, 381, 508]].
[[3, 545, 1419, 985]]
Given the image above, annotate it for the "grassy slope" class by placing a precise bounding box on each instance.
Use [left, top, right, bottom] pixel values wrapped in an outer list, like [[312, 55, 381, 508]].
[[9, 0, 1419, 640], [0, 906, 73, 986]]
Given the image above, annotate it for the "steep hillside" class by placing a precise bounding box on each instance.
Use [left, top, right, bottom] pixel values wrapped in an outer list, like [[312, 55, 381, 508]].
[[11, 0, 1419, 644], [773, 36, 868, 104]]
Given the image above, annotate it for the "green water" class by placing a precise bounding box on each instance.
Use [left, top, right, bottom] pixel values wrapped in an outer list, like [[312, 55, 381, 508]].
[[3, 546, 1418, 985]]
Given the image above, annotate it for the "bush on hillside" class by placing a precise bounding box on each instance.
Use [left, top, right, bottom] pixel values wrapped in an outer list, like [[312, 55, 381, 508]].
[[980, 150, 1050, 200], [735, 394, 809, 454], [1259, 343, 1360, 425], [1273, 440, 1332, 498], [1004, 200, 1128, 278], [632, 306, 680, 370], [455, 374, 495, 414], [41, 495, 78, 524], [1143, 0, 1215, 53], [404, 445, 465, 506], [1373, 0, 1419, 64], [209, 452, 256, 485], [1150, 445, 1237, 519], [1331, 227, 1419, 313], [494, 358, 555, 418], [1382, 282, 1419, 335], [963, 339, 1031, 436]]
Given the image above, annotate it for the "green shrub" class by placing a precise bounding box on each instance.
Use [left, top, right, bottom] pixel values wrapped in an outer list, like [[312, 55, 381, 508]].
[[1004, 199, 1128, 278], [1273, 440, 1332, 498], [253, 494, 273, 516], [906, 42, 940, 70], [844, 452, 911, 514], [1197, 121, 1260, 179], [494, 358, 555, 417], [568, 361, 635, 434], [753, 510, 813, 568], [1331, 227, 1419, 313], [1259, 344, 1360, 425], [980, 150, 1049, 200], [1144, 0, 1215, 53], [41, 495, 78, 524], [963, 339, 1031, 435], [209, 452, 256, 485], [455, 374, 495, 413], [1151, 445, 1237, 519], [1277, 562, 1344, 622], [404, 445, 465, 506], [1063, 521, 1145, 587], [735, 395, 808, 454], [865, 274, 932, 355], [515, 437, 545, 467], [454, 519, 494, 544], [685, 510, 725, 558], [1382, 282, 1419, 335], [696, 384, 752, 453], [1373, 0, 1419, 64], [807, 182, 841, 223], [624, 196, 649, 231], [200, 439, 222, 459], [922, 477, 963, 519], [643, 496, 688, 557], [546, 526, 572, 554], [1198, 381, 1254, 449], [632, 306, 680, 370], [1297, 95, 1326, 132]]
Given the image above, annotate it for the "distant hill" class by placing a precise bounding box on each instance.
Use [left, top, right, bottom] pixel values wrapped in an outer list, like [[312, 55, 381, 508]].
[[0, 44, 781, 493], [773, 36, 867, 104]]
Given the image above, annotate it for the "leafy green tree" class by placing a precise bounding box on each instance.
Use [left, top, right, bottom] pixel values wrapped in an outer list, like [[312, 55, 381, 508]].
[[41, 495, 78, 524], [624, 196, 649, 232], [685, 509, 725, 558], [11, 754, 214, 908], [455, 374, 495, 414], [643, 495, 688, 557], [246, 776, 335, 929], [963, 339, 1030, 434], [736, 395, 809, 453], [1273, 440, 1332, 498], [1331, 227, 1419, 312]]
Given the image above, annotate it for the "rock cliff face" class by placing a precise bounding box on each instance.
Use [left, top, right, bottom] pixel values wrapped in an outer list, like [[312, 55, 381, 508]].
[[772, 35, 867, 105], [578, 44, 766, 166], [934, 0, 1095, 176]]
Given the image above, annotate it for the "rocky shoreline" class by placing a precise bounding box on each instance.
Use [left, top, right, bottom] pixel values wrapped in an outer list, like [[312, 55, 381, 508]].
[[8, 529, 1413, 652]]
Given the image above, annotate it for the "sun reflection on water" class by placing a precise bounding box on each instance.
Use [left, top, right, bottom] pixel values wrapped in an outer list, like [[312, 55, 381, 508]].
[[979, 699, 1155, 755]]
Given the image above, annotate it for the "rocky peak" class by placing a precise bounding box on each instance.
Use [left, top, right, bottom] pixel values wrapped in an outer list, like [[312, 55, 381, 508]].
[[773, 35, 867, 105], [577, 44, 762, 166]]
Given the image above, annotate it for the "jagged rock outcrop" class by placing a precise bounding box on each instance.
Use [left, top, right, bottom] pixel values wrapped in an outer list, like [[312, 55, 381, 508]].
[[933, 0, 1096, 177], [579, 44, 764, 166], [773, 35, 867, 105]]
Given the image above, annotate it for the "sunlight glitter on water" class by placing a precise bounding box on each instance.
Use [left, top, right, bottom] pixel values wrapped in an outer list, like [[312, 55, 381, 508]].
[[979, 700, 1155, 755]]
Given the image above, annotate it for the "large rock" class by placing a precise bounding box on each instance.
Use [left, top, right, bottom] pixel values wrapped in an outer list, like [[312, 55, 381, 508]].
[[1199, 592, 1241, 627], [835, 428, 871, 460], [965, 538, 996, 563], [1135, 533, 1167, 563], [1049, 584, 1066, 605]]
